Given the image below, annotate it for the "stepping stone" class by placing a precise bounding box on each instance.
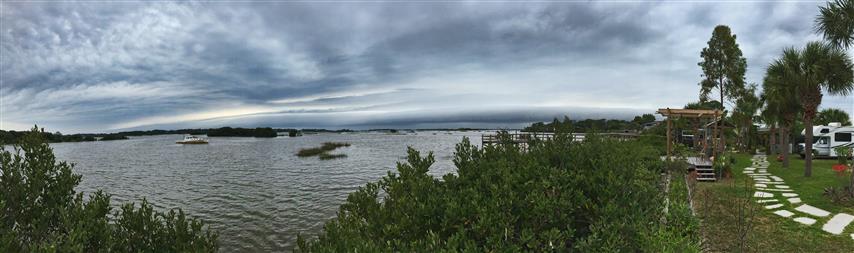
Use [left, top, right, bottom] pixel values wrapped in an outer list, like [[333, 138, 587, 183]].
[[758, 170, 768, 173], [782, 193, 798, 197], [744, 167, 756, 171], [754, 191, 774, 198], [771, 176, 784, 181], [755, 183, 768, 188], [794, 217, 817, 225], [756, 188, 794, 192], [851, 234, 854, 240], [763, 181, 786, 185], [757, 199, 779, 203], [775, 185, 790, 189], [787, 198, 802, 204], [822, 213, 854, 235], [795, 204, 831, 217], [765, 204, 784, 209], [744, 171, 754, 174], [774, 210, 795, 217]]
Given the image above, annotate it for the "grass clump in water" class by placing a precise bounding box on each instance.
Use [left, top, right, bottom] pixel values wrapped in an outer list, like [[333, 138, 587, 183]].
[[319, 153, 347, 160], [297, 142, 351, 159]]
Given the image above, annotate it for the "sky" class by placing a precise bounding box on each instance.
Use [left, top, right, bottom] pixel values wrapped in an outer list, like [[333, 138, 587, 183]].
[[1, 1, 853, 133]]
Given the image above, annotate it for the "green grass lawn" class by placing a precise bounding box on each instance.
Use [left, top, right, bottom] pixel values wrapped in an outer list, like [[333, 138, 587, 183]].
[[695, 153, 854, 252], [758, 154, 854, 214]]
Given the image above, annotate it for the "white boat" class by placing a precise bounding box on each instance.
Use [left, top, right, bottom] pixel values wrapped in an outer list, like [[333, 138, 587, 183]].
[[176, 135, 209, 144]]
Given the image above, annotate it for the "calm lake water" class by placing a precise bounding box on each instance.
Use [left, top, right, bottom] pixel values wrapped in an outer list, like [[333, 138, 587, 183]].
[[50, 131, 486, 252]]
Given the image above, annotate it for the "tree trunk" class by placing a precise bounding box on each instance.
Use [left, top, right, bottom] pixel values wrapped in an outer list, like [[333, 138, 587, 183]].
[[694, 119, 700, 150], [718, 84, 726, 153], [781, 126, 790, 168], [804, 115, 814, 177], [769, 126, 777, 156], [746, 119, 753, 153]]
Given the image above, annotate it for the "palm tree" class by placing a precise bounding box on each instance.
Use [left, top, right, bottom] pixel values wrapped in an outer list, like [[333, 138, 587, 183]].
[[758, 97, 779, 157], [816, 108, 852, 125], [763, 57, 803, 169], [732, 84, 760, 152], [769, 42, 854, 176], [817, 0, 854, 49]]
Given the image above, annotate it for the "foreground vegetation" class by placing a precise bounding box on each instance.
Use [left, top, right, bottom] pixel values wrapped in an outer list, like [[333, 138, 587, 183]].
[[0, 128, 218, 252], [695, 154, 854, 252], [297, 132, 700, 251]]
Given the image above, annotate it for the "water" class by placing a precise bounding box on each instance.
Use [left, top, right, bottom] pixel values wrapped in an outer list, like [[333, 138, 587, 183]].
[[49, 131, 486, 252]]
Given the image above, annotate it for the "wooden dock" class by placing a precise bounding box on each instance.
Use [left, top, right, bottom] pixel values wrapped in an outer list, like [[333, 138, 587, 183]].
[[481, 132, 639, 145]]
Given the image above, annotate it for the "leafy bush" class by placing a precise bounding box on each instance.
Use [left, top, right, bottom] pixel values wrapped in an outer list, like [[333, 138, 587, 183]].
[[713, 153, 735, 178], [835, 146, 852, 165], [824, 186, 854, 204], [297, 132, 700, 252], [0, 127, 218, 252]]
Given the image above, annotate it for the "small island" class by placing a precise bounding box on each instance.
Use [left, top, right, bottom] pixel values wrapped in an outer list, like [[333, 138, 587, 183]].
[[297, 142, 351, 160]]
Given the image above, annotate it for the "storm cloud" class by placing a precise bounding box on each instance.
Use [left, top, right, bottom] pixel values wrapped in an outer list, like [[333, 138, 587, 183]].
[[1, 1, 852, 133]]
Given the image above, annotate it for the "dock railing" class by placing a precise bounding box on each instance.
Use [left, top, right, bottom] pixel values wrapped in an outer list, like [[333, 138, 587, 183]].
[[481, 132, 639, 146]]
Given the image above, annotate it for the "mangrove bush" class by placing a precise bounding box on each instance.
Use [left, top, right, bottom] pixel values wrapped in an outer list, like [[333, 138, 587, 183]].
[[0, 128, 218, 252], [297, 132, 700, 252]]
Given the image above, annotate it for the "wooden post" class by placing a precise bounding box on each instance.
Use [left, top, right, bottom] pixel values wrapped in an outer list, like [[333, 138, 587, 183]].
[[667, 114, 673, 161], [711, 111, 719, 159]]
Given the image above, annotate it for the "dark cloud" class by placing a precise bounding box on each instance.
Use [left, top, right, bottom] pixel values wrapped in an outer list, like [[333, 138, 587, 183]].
[[1, 1, 851, 133]]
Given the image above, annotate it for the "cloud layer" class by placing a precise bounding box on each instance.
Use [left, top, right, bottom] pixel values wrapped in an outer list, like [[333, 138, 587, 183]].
[[2, 2, 852, 133]]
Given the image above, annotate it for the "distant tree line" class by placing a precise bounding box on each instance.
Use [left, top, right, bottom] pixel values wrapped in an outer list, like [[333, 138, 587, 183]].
[[206, 127, 278, 138], [522, 114, 657, 133], [0, 129, 127, 144]]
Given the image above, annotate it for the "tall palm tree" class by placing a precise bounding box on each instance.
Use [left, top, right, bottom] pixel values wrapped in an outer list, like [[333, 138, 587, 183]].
[[817, 0, 854, 49], [770, 42, 854, 176], [763, 58, 803, 169]]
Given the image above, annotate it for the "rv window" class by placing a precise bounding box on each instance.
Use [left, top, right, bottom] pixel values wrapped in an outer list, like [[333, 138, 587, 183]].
[[836, 132, 852, 142], [819, 137, 829, 145], [821, 129, 830, 133]]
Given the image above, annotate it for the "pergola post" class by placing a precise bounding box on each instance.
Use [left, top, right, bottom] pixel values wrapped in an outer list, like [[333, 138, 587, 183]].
[[657, 108, 721, 160], [666, 115, 672, 161]]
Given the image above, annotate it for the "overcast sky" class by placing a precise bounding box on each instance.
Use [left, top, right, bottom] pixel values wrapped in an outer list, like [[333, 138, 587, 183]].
[[2, 1, 852, 133]]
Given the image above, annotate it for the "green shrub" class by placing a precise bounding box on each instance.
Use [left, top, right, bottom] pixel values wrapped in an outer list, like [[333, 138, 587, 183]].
[[297, 132, 700, 252], [835, 146, 852, 165], [0, 127, 218, 252]]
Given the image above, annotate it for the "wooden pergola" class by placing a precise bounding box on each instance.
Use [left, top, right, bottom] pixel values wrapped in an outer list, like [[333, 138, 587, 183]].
[[657, 108, 722, 161]]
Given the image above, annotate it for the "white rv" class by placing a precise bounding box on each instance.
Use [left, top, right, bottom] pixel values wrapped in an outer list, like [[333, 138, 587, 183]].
[[798, 122, 854, 158]]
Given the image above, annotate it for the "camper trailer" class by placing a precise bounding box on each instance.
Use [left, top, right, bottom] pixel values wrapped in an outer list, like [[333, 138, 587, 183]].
[[798, 122, 854, 158]]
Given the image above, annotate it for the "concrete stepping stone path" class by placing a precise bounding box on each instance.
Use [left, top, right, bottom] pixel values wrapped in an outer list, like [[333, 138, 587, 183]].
[[794, 217, 817, 225], [795, 204, 831, 217], [823, 214, 854, 235], [774, 210, 795, 217], [746, 155, 854, 240]]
